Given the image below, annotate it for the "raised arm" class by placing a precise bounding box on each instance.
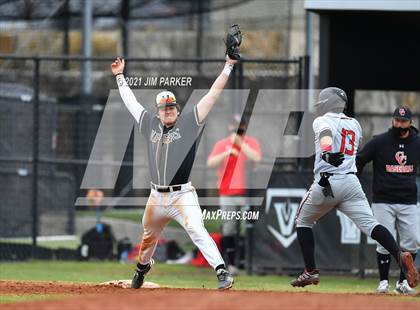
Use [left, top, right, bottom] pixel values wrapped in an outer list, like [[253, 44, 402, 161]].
[[111, 57, 144, 123], [196, 24, 242, 123], [196, 57, 237, 123]]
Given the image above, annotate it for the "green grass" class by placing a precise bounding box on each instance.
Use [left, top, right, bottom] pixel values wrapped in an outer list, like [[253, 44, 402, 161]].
[[36, 239, 80, 250], [76, 209, 223, 233], [0, 209, 223, 252], [76, 209, 143, 222], [0, 238, 80, 250], [0, 261, 390, 292], [0, 261, 417, 304]]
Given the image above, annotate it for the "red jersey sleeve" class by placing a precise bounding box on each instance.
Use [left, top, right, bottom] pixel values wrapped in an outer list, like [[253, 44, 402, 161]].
[[208, 139, 227, 159]]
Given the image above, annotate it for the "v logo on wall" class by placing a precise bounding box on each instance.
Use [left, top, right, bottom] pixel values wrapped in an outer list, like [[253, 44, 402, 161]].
[[336, 211, 360, 244], [265, 188, 307, 248], [336, 211, 376, 245]]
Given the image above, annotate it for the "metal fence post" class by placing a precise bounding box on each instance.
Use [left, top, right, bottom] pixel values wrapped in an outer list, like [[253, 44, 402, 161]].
[[82, 0, 92, 95], [121, 0, 130, 57], [195, 0, 203, 73], [303, 55, 310, 89], [297, 56, 310, 90], [297, 55, 310, 171], [31, 58, 40, 252], [297, 57, 303, 90]]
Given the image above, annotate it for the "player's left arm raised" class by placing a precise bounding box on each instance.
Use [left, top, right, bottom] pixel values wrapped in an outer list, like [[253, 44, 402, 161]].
[[196, 25, 241, 123]]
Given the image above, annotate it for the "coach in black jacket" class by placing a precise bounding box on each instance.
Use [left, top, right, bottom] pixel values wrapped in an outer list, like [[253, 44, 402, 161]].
[[357, 106, 420, 295]]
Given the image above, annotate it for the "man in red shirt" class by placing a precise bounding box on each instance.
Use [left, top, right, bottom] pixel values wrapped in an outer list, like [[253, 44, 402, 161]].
[[207, 115, 262, 274]]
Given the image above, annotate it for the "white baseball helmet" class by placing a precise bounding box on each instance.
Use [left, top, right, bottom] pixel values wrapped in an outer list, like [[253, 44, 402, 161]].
[[156, 90, 177, 109]]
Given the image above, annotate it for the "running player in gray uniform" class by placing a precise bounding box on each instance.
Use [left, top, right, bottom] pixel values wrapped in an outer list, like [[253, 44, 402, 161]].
[[111, 53, 237, 290], [357, 106, 420, 294], [291, 87, 419, 289]]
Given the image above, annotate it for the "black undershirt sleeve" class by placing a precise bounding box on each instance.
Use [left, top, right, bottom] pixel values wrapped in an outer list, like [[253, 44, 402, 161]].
[[356, 137, 377, 176]]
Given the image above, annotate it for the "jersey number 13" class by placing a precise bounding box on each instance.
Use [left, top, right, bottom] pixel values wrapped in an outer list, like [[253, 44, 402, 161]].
[[339, 128, 356, 156]]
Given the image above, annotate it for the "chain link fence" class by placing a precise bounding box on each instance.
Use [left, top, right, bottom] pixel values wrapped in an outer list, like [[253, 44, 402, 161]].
[[0, 55, 307, 254]]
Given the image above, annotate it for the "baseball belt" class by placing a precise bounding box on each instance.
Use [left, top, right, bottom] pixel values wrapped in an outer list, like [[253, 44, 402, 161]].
[[151, 182, 191, 193]]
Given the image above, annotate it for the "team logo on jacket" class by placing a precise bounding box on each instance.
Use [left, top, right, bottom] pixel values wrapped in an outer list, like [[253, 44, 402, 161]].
[[386, 151, 413, 173], [150, 129, 181, 144], [395, 151, 407, 165], [265, 188, 306, 248], [399, 108, 406, 116]]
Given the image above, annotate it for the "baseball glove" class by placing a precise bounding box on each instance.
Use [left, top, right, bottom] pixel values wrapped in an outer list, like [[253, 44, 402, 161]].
[[225, 24, 242, 60]]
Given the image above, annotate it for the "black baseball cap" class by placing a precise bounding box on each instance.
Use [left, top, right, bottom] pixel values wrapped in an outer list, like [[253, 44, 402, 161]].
[[393, 107, 412, 121]]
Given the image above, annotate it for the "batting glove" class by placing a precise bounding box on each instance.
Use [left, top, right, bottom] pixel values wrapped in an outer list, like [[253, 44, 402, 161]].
[[321, 152, 344, 167]]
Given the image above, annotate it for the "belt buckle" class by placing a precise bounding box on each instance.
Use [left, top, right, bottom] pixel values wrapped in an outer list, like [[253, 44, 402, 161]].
[[153, 183, 168, 192], [169, 185, 179, 192]]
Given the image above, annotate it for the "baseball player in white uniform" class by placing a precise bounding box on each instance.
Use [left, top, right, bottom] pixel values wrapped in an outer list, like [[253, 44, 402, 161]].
[[291, 87, 419, 288], [110, 52, 238, 289]]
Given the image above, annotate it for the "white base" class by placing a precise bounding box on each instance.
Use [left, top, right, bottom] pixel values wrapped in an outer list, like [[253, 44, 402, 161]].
[[101, 280, 160, 289]]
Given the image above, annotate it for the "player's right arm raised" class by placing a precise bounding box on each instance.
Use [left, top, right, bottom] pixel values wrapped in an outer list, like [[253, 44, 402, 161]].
[[111, 57, 144, 123]]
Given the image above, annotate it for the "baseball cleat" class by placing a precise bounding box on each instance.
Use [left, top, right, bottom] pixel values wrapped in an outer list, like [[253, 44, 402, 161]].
[[398, 252, 419, 288], [376, 280, 389, 294], [394, 280, 416, 295], [131, 259, 154, 289], [216, 268, 234, 290], [291, 269, 320, 287]]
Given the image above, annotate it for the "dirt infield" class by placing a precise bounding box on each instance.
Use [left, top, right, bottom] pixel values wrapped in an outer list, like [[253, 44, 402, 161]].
[[0, 280, 418, 310]]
